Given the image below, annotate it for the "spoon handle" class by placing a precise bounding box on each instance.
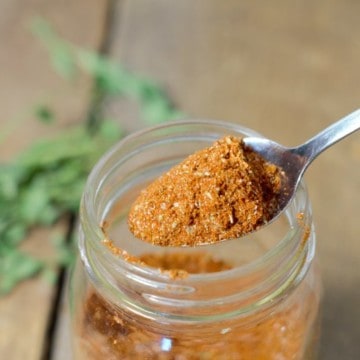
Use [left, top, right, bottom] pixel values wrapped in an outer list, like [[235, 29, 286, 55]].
[[295, 109, 360, 167]]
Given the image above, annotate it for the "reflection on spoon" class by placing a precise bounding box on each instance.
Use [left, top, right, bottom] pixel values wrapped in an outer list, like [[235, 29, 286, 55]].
[[128, 109, 360, 247], [243, 108, 360, 225]]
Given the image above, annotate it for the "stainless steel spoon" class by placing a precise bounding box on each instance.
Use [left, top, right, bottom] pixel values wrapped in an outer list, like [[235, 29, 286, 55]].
[[243, 109, 360, 223]]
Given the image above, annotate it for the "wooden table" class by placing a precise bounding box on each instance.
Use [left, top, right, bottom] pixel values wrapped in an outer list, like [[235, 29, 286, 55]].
[[1, 1, 359, 359]]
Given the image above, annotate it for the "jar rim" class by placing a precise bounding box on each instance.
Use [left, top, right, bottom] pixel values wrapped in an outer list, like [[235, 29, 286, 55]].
[[79, 119, 314, 320]]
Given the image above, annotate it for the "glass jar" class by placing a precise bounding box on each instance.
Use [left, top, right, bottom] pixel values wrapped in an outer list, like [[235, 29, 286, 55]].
[[70, 120, 321, 360]]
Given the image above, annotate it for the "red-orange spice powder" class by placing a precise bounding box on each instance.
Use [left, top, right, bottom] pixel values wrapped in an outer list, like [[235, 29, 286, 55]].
[[81, 251, 319, 360], [128, 136, 283, 246], [76, 136, 319, 359]]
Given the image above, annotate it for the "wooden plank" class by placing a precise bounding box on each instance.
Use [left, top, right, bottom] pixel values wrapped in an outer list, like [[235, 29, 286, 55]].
[[0, 224, 64, 360], [0, 1, 108, 359], [52, 276, 73, 360], [106, 1, 360, 359]]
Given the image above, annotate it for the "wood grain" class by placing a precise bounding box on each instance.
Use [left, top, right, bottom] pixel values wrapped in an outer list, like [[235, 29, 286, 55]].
[[0, 1, 107, 359], [0, 224, 64, 360], [108, 1, 360, 359], [49, 1, 360, 359]]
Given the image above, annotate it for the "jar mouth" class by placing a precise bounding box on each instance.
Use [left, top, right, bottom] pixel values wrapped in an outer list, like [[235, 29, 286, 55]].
[[80, 119, 314, 320]]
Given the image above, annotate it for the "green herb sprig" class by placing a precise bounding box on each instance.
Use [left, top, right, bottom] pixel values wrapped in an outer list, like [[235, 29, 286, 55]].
[[31, 17, 184, 126], [0, 121, 123, 294], [0, 18, 183, 295]]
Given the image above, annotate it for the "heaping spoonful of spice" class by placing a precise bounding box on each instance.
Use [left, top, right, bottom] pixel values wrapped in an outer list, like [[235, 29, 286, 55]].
[[128, 109, 360, 247]]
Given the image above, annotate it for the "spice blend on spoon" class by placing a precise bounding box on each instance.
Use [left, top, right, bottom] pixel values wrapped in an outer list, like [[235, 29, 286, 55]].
[[128, 136, 283, 246]]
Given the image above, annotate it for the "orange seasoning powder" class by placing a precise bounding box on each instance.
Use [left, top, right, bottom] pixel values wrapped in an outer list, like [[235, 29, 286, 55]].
[[82, 251, 318, 360], [128, 136, 283, 246], [75, 132, 320, 359]]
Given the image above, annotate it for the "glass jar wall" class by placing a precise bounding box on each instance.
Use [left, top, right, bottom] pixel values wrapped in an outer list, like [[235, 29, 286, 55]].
[[70, 120, 321, 359]]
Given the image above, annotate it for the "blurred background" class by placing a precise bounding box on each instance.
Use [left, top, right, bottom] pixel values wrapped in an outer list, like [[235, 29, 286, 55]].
[[0, 0, 359, 359]]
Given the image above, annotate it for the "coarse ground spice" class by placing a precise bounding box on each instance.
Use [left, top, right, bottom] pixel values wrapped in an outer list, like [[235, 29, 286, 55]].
[[139, 251, 232, 274], [101, 223, 232, 279], [80, 251, 319, 360], [75, 127, 321, 359], [128, 135, 283, 246]]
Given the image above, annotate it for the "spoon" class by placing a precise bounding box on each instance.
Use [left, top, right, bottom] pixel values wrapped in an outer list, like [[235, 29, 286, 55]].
[[128, 109, 360, 247], [243, 109, 360, 222]]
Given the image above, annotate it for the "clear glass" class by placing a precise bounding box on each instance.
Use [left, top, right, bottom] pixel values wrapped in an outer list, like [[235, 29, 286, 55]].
[[70, 120, 321, 359]]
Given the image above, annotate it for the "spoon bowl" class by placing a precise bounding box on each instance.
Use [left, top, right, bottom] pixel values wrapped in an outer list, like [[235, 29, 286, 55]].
[[243, 109, 360, 223]]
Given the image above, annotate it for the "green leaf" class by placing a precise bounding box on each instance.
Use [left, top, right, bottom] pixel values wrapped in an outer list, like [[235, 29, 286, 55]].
[[2, 224, 26, 247], [97, 118, 124, 141], [30, 16, 56, 43], [34, 104, 55, 123], [30, 17, 77, 80], [51, 44, 77, 80], [41, 267, 58, 286], [76, 49, 184, 124], [19, 178, 50, 225], [0, 17, 184, 296], [17, 127, 93, 168], [77, 50, 127, 95], [0, 251, 43, 294], [0, 164, 23, 199]]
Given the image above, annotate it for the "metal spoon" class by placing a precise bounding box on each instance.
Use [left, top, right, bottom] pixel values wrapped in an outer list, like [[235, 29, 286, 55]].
[[243, 109, 360, 223]]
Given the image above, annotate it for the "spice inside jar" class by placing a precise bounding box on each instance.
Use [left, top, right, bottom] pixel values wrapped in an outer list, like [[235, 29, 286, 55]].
[[72, 120, 321, 360], [81, 249, 318, 359]]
